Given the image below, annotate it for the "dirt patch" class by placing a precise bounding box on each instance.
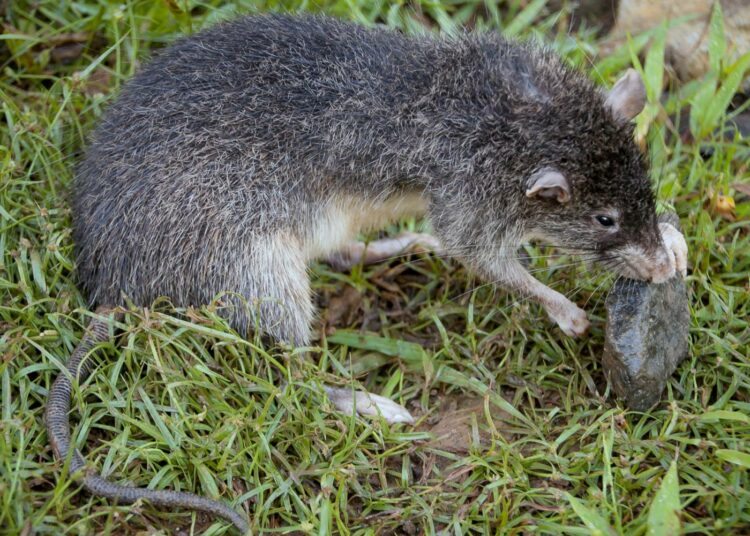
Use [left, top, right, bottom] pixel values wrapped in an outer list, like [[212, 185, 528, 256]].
[[420, 394, 513, 455]]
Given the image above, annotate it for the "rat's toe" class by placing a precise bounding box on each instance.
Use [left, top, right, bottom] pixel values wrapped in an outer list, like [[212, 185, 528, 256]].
[[658, 222, 688, 278], [550, 302, 589, 337], [672, 238, 688, 278]]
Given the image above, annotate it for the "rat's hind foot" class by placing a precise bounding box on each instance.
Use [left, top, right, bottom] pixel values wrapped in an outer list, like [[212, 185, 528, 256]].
[[658, 222, 688, 278], [326, 232, 441, 271], [324, 386, 415, 424]]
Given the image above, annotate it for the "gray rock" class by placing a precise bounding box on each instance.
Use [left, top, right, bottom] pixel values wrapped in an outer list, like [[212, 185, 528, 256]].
[[602, 214, 690, 411]]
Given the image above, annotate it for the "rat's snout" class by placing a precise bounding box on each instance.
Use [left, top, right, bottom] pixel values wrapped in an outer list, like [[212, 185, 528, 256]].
[[607, 242, 678, 283], [646, 246, 675, 284], [614, 223, 688, 283]]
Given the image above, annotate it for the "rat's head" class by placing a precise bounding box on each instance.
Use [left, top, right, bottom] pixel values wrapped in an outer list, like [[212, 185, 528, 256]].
[[520, 69, 675, 283]]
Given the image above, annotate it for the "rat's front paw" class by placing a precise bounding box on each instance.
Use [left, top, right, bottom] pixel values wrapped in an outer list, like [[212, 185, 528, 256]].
[[548, 301, 590, 337], [658, 222, 688, 278]]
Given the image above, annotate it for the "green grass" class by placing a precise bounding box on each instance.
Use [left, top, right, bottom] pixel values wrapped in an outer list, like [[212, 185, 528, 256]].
[[1, 1, 749, 534]]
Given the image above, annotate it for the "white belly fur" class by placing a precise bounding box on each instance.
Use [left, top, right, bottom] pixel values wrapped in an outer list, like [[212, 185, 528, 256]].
[[303, 192, 429, 261]]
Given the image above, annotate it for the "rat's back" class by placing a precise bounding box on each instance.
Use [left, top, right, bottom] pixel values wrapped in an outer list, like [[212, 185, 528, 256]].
[[72, 13, 613, 337], [72, 15, 431, 316]]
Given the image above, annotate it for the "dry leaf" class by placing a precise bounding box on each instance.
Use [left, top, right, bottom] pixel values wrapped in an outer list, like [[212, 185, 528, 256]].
[[732, 182, 750, 198], [83, 68, 112, 96], [712, 193, 736, 220], [324, 285, 362, 327]]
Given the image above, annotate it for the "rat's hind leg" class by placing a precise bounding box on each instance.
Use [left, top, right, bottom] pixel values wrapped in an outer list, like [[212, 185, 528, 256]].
[[326, 231, 441, 270], [234, 235, 414, 424], [229, 235, 315, 346]]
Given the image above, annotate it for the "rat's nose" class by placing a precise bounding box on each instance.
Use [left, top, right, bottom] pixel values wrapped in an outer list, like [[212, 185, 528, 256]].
[[648, 250, 674, 284]]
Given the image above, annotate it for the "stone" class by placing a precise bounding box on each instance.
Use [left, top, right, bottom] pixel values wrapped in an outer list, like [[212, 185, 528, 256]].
[[602, 214, 690, 411]]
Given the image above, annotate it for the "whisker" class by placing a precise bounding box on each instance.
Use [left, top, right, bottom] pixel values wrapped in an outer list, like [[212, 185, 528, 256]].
[[345, 243, 606, 268], [584, 273, 614, 310]]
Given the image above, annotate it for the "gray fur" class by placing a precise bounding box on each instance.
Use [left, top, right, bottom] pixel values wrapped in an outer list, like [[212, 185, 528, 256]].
[[74, 14, 665, 344], [61, 14, 688, 532]]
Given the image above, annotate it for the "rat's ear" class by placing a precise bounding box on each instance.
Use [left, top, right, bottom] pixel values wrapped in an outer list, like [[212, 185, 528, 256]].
[[605, 68, 646, 123], [525, 169, 570, 204]]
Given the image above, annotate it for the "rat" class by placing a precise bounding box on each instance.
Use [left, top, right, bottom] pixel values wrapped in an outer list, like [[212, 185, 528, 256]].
[[46, 14, 688, 534]]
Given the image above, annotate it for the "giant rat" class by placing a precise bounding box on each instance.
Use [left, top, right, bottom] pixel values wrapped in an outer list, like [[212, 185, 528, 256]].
[[46, 14, 688, 534]]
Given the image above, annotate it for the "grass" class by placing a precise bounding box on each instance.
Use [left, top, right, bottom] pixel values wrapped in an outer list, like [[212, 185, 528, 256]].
[[1, 0, 749, 534]]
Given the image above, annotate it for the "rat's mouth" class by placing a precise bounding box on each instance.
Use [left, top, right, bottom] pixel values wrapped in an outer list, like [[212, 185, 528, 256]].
[[610, 257, 652, 281], [599, 246, 675, 283]]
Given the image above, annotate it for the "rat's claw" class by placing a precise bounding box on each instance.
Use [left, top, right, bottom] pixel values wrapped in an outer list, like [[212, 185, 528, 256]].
[[658, 222, 688, 278]]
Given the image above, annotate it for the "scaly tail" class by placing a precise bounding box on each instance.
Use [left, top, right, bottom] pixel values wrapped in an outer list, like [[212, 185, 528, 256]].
[[45, 308, 250, 534]]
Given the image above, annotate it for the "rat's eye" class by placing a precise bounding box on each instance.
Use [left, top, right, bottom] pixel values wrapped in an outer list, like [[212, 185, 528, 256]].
[[595, 215, 615, 227]]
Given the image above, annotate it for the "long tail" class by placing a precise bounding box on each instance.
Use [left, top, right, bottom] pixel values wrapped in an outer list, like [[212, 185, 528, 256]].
[[45, 308, 250, 534]]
